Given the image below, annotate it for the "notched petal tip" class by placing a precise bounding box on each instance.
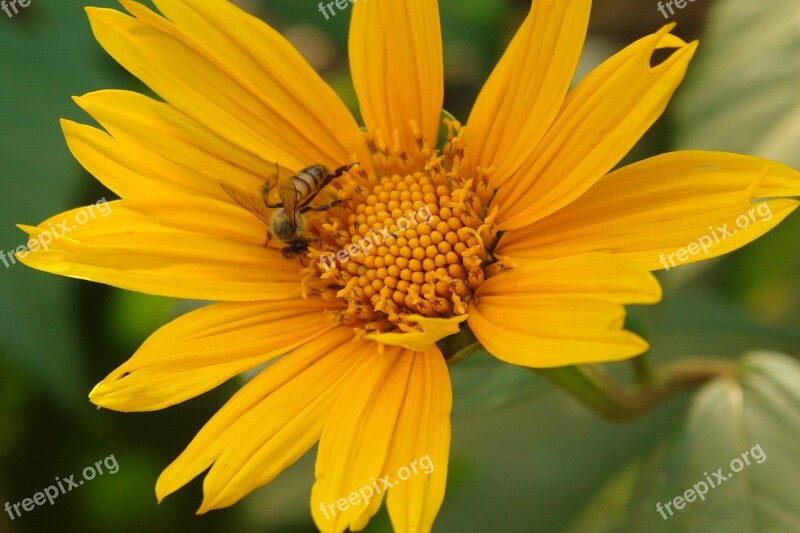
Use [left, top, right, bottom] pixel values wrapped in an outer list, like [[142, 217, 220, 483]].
[[87, 378, 123, 410], [649, 25, 697, 69]]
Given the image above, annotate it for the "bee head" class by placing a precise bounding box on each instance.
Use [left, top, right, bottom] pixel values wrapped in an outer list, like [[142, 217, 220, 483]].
[[281, 240, 311, 259]]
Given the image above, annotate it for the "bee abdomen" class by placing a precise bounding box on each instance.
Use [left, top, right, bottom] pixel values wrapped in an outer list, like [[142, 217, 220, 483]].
[[293, 164, 329, 201]]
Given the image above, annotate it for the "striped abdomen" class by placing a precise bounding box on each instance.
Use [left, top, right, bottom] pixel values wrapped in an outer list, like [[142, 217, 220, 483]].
[[292, 164, 330, 203]]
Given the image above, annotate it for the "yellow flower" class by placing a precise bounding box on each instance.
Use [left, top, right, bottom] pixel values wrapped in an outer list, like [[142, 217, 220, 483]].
[[17, 0, 800, 531]]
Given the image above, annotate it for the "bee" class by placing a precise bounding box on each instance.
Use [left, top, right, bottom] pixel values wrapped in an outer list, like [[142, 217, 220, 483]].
[[221, 162, 356, 259]]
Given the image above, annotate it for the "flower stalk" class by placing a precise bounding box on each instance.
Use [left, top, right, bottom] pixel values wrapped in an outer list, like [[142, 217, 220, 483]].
[[537, 359, 737, 420]]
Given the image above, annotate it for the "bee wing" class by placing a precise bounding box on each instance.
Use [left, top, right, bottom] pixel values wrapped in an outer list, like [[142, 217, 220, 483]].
[[220, 181, 273, 227], [278, 181, 301, 229], [264, 162, 298, 199]]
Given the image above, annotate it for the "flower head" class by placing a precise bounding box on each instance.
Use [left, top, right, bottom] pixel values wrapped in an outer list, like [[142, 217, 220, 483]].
[[17, 0, 800, 531]]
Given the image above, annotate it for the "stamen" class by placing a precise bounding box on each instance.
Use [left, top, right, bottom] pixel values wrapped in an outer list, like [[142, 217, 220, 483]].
[[298, 121, 502, 334]]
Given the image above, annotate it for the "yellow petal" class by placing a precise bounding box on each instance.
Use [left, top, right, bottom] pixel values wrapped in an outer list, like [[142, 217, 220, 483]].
[[349, 0, 443, 156], [155, 327, 368, 508], [16, 198, 301, 301], [311, 346, 415, 533], [364, 314, 468, 352], [384, 347, 451, 533], [494, 25, 697, 230], [87, 2, 369, 173], [88, 299, 338, 412], [464, 0, 590, 186], [498, 151, 800, 270], [469, 254, 660, 367], [66, 91, 267, 200]]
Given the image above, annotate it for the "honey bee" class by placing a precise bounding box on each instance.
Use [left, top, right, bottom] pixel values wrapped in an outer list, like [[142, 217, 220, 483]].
[[221, 162, 356, 259]]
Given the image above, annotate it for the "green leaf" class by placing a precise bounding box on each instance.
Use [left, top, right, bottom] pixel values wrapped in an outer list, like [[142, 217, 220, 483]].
[[450, 349, 550, 417], [569, 351, 800, 532], [632, 284, 800, 363], [536, 365, 637, 420], [437, 321, 478, 364], [673, 0, 800, 168], [436, 323, 550, 416], [667, 0, 800, 329]]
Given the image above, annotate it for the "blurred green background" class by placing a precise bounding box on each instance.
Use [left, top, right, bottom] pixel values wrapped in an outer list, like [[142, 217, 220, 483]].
[[1, 0, 798, 532]]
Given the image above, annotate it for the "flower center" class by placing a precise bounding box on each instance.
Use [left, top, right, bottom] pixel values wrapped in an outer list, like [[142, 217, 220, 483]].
[[301, 123, 499, 335]]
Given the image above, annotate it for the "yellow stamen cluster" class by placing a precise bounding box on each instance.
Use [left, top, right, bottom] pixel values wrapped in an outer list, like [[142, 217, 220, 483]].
[[302, 124, 497, 334]]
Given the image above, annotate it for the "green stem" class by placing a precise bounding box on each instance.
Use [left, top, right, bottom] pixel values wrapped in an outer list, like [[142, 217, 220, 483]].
[[537, 359, 736, 421], [631, 354, 656, 386]]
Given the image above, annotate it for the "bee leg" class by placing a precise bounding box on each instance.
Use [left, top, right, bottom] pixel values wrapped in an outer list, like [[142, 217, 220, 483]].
[[263, 188, 285, 208], [300, 198, 345, 214], [309, 163, 358, 200], [262, 164, 281, 202], [296, 163, 358, 211], [264, 231, 273, 247], [330, 163, 357, 179], [263, 182, 283, 209]]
